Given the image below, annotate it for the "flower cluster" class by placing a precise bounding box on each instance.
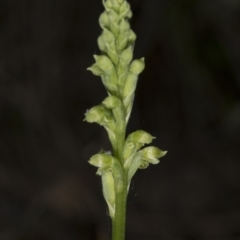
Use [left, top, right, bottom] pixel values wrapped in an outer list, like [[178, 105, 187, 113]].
[[84, 0, 167, 219]]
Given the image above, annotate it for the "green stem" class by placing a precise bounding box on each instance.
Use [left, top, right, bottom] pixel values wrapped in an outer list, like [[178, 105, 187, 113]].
[[112, 171, 128, 240], [112, 102, 128, 240]]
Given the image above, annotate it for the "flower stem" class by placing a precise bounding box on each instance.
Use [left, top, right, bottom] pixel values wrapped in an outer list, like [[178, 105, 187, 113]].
[[112, 171, 128, 240]]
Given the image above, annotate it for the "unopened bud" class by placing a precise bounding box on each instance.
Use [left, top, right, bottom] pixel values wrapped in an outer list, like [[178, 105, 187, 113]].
[[103, 0, 113, 12], [84, 106, 105, 123], [89, 153, 115, 168], [97, 35, 106, 52], [87, 63, 103, 76], [128, 30, 137, 43], [129, 58, 145, 75], [119, 1, 131, 19], [99, 12, 109, 28], [119, 19, 130, 34], [129, 130, 155, 145], [103, 96, 121, 109], [120, 46, 133, 65], [94, 55, 113, 72], [112, 0, 121, 12], [102, 28, 115, 46]]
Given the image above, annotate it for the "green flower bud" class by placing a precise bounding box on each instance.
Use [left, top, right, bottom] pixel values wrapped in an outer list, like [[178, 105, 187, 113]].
[[117, 46, 133, 89], [119, 19, 130, 34], [89, 153, 115, 168], [98, 30, 119, 65], [119, 1, 131, 19], [117, 34, 128, 52], [99, 12, 109, 29], [141, 146, 167, 164], [112, 0, 121, 12], [84, 106, 105, 123], [94, 55, 113, 72], [108, 10, 120, 36], [129, 130, 155, 145], [116, 19, 130, 51], [103, 96, 121, 109], [102, 28, 115, 46], [87, 63, 104, 76], [128, 29, 137, 43], [106, 45, 119, 65], [129, 58, 145, 75], [119, 46, 133, 65], [109, 9, 119, 23], [97, 35, 106, 52], [94, 55, 118, 94], [110, 21, 119, 38], [103, 0, 113, 12]]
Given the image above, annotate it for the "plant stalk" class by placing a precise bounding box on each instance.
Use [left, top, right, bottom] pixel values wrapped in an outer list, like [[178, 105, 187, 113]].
[[112, 171, 128, 240]]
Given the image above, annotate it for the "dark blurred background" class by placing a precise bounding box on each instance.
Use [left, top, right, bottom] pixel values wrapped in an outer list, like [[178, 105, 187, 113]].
[[1, 0, 240, 239]]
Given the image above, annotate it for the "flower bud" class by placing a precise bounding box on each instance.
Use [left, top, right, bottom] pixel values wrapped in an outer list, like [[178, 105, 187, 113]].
[[97, 35, 106, 52], [141, 146, 167, 164], [108, 10, 120, 36], [119, 46, 133, 65], [84, 106, 105, 123], [129, 58, 145, 75], [89, 153, 115, 168], [129, 130, 155, 145], [103, 0, 113, 12], [94, 56, 118, 94], [99, 12, 109, 29], [119, 19, 130, 34], [117, 46, 133, 89], [109, 9, 119, 23], [102, 28, 115, 46], [128, 29, 137, 43], [87, 63, 103, 76], [103, 96, 121, 109], [107, 45, 119, 65], [119, 1, 131, 19], [94, 55, 113, 72], [112, 0, 121, 12]]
